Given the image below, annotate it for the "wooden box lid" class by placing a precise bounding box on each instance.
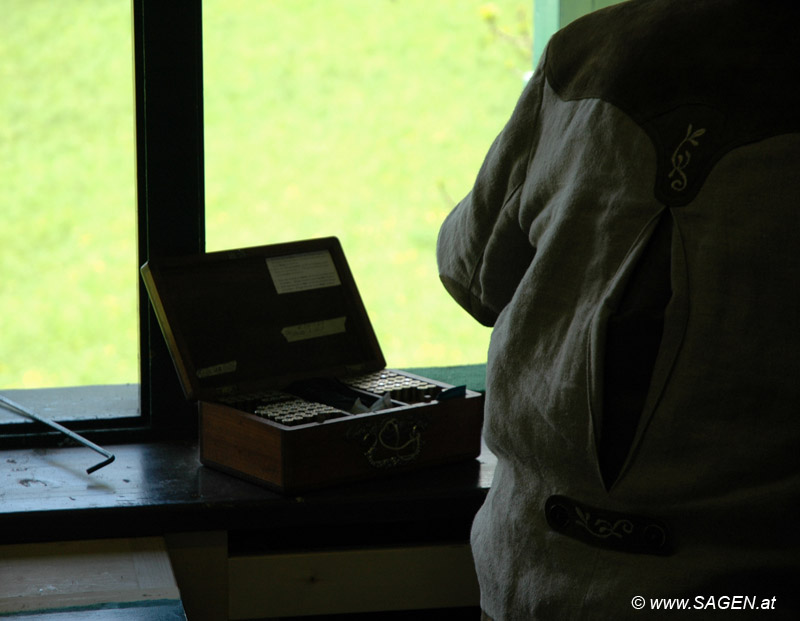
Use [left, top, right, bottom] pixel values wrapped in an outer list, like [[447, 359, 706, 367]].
[[141, 237, 386, 401]]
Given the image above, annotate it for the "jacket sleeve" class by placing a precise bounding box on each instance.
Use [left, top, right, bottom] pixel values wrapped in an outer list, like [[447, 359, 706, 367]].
[[436, 59, 547, 327]]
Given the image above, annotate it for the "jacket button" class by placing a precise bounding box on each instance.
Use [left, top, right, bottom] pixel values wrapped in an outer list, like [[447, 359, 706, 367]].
[[644, 524, 667, 550], [547, 501, 570, 530]]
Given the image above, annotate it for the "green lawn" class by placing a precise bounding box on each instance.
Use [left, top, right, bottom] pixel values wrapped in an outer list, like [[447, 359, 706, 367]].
[[1, 0, 532, 389], [1, 1, 137, 388]]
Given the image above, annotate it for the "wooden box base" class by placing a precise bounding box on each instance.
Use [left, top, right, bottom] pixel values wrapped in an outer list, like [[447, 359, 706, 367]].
[[199, 370, 483, 493]]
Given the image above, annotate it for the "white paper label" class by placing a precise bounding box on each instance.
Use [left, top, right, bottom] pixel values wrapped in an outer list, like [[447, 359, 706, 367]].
[[266, 250, 341, 294], [197, 360, 238, 378], [281, 317, 347, 343]]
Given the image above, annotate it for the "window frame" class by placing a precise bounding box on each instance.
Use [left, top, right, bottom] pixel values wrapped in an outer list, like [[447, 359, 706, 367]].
[[134, 0, 205, 438]]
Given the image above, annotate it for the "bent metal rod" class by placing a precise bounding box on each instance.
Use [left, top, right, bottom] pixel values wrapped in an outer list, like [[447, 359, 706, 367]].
[[0, 394, 115, 474]]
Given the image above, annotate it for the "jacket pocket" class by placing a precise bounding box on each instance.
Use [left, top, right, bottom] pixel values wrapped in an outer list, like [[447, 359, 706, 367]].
[[588, 210, 675, 489]]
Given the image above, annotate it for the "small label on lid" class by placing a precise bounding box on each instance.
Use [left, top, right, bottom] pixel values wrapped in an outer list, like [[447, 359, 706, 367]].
[[266, 250, 341, 294], [197, 360, 238, 378], [281, 317, 347, 342]]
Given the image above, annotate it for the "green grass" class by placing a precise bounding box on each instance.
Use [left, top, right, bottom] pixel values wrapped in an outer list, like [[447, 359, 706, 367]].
[[1, 0, 532, 389], [1, 1, 137, 388]]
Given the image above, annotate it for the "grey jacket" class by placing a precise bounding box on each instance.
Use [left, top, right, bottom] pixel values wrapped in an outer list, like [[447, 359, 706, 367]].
[[437, 1, 800, 618]]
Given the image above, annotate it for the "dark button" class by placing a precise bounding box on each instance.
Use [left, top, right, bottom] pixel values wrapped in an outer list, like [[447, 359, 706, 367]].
[[643, 523, 668, 551], [546, 501, 570, 530]]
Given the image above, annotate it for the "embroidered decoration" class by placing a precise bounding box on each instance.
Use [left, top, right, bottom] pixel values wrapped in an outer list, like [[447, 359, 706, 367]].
[[574, 506, 634, 540], [668, 124, 706, 192], [544, 495, 673, 555]]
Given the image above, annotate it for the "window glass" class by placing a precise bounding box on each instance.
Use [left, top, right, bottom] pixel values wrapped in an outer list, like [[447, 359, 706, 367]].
[[203, 0, 532, 367], [0, 2, 137, 396]]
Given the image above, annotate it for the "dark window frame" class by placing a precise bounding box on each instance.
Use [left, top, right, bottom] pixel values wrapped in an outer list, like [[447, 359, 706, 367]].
[[135, 0, 205, 438]]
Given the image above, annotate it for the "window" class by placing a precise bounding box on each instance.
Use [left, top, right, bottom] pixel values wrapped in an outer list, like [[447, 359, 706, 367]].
[[1, 1, 139, 433], [1, 1, 205, 442], [3, 0, 612, 445], [203, 0, 533, 369]]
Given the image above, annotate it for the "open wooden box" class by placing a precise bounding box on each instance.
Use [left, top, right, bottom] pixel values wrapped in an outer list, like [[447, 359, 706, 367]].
[[141, 237, 483, 493]]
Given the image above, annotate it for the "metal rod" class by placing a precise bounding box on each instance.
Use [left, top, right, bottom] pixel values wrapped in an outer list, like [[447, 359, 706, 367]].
[[0, 394, 115, 474]]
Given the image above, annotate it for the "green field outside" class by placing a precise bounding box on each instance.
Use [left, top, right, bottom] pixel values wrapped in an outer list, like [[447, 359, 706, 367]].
[[1, 0, 532, 390], [1, 0, 137, 389]]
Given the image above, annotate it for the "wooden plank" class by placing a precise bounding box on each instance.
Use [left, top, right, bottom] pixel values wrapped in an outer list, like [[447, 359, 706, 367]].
[[228, 543, 479, 619], [0, 601, 187, 620], [165, 531, 228, 621], [0, 538, 180, 614]]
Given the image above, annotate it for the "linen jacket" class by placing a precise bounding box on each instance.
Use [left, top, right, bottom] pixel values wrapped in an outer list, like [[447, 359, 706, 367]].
[[437, 1, 800, 618]]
